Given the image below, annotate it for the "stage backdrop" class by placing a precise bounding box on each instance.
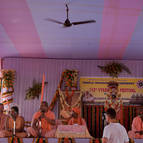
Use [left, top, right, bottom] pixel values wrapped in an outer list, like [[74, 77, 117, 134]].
[[2, 58, 143, 121], [80, 77, 143, 103]]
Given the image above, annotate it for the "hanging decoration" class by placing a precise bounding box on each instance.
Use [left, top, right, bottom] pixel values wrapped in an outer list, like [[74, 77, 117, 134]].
[[104, 81, 122, 119], [0, 69, 15, 111], [63, 69, 78, 88], [49, 69, 81, 122], [98, 62, 131, 78], [25, 79, 48, 100], [49, 69, 79, 111], [60, 69, 80, 120], [59, 88, 82, 119]]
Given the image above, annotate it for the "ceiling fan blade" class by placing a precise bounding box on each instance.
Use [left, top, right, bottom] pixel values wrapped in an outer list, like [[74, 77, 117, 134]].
[[45, 18, 64, 24], [72, 20, 96, 25]]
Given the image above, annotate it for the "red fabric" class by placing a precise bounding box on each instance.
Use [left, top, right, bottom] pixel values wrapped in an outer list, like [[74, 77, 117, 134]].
[[88, 105, 91, 130], [96, 106, 99, 136], [39, 138, 43, 143]]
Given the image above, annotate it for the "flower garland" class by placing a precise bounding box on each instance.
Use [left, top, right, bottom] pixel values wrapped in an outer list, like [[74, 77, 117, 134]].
[[65, 89, 75, 105], [59, 88, 82, 109], [49, 69, 79, 110], [63, 69, 78, 88], [98, 62, 131, 78], [1, 69, 15, 90], [59, 88, 82, 119], [105, 81, 122, 114], [0, 69, 15, 111]]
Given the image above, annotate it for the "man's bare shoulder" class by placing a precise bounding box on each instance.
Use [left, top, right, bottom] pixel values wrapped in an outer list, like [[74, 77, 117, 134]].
[[18, 116, 25, 121]]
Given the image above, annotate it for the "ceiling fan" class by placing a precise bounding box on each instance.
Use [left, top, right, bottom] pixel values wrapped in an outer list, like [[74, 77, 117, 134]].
[[45, 4, 96, 27]]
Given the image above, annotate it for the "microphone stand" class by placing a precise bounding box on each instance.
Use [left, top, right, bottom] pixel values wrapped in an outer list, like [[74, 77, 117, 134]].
[[102, 111, 106, 127], [39, 120, 42, 137], [39, 111, 45, 137], [13, 120, 16, 137]]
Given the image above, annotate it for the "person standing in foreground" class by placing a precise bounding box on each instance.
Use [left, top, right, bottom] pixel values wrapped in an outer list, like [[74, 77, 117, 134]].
[[102, 108, 129, 143]]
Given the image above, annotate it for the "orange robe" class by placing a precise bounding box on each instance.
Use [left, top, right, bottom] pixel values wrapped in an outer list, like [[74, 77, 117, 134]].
[[68, 117, 86, 126], [8, 116, 25, 131], [128, 116, 143, 139], [63, 117, 86, 143], [0, 113, 8, 130], [0, 113, 9, 137], [5, 116, 27, 138], [27, 110, 56, 137]]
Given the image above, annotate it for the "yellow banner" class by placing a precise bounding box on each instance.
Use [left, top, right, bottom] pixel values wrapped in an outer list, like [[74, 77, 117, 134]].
[[80, 77, 143, 102]]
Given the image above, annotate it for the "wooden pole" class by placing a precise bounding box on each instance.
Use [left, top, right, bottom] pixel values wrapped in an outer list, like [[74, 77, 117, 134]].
[[41, 73, 45, 103]]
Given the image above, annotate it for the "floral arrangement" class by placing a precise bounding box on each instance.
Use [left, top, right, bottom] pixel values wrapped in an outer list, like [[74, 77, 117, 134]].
[[25, 79, 48, 100], [62, 69, 78, 88], [98, 62, 131, 78], [105, 81, 122, 114], [59, 88, 82, 119], [49, 69, 79, 111], [1, 69, 15, 89], [0, 69, 15, 119]]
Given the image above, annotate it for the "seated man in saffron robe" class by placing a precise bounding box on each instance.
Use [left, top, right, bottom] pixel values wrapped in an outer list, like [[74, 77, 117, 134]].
[[63, 107, 87, 143], [0, 103, 9, 137], [128, 108, 143, 139], [27, 101, 56, 137], [68, 107, 86, 126], [5, 106, 27, 138]]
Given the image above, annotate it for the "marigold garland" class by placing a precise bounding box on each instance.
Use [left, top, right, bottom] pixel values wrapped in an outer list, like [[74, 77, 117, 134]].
[[49, 69, 79, 110], [0, 69, 15, 111], [1, 69, 15, 89], [105, 81, 122, 117], [59, 88, 82, 109], [63, 69, 78, 88]]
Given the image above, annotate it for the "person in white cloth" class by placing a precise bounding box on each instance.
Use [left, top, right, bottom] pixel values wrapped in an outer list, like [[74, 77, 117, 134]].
[[102, 108, 129, 143]]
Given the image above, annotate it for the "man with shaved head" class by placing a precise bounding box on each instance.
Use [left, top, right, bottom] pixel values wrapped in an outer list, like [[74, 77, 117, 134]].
[[4, 106, 27, 137], [128, 107, 143, 139], [27, 101, 56, 137]]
